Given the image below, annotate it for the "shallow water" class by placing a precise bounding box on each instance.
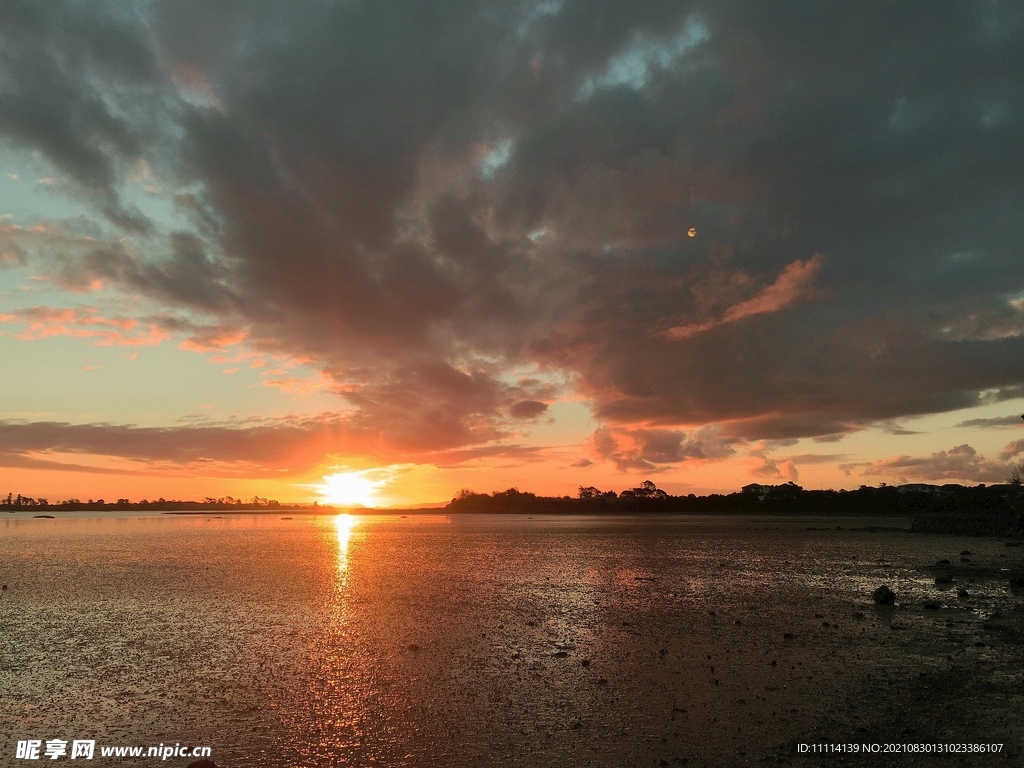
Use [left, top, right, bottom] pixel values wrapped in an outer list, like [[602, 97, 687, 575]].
[[1, 513, 1019, 766]]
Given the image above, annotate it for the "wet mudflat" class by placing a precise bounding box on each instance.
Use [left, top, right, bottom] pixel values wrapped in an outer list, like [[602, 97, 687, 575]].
[[1, 513, 1021, 767]]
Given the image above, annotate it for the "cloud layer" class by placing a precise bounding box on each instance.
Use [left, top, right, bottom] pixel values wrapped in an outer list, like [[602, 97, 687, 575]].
[[2, 1, 1024, 476]]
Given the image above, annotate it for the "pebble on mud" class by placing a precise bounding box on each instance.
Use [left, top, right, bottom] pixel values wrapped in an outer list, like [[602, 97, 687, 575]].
[[872, 585, 896, 605]]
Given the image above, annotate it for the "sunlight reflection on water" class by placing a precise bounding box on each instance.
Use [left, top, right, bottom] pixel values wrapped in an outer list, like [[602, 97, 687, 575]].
[[333, 513, 359, 577], [1, 513, 1015, 767]]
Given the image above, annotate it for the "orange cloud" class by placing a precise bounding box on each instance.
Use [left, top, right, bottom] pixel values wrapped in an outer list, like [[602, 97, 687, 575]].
[[664, 254, 823, 339], [0, 306, 171, 347]]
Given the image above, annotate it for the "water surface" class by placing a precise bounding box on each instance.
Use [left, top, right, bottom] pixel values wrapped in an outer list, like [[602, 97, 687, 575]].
[[2, 513, 1018, 766]]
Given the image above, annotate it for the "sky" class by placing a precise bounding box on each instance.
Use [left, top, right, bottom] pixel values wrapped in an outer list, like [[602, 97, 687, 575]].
[[1, 0, 1023, 506]]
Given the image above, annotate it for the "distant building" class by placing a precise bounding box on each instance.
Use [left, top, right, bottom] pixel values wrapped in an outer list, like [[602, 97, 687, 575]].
[[897, 484, 942, 494], [741, 483, 770, 500]]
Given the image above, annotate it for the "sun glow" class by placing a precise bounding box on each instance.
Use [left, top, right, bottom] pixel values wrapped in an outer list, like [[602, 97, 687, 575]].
[[318, 471, 382, 507]]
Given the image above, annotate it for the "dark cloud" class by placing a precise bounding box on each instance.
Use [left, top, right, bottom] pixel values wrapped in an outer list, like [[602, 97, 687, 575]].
[[956, 415, 1024, 429], [588, 425, 735, 472], [510, 400, 549, 419], [0, 1, 167, 227], [0, 416, 547, 474], [999, 440, 1024, 461], [855, 444, 1013, 484], [0, 418, 329, 469], [2, 1, 1023, 465]]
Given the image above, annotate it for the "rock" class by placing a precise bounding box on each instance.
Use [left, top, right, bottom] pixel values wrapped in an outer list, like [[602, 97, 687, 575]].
[[872, 585, 896, 605], [580, 659, 590, 667], [923, 601, 941, 610], [553, 650, 568, 658], [783, 632, 795, 640], [597, 678, 608, 685], [957, 589, 970, 599], [407, 644, 420, 652], [935, 574, 953, 585]]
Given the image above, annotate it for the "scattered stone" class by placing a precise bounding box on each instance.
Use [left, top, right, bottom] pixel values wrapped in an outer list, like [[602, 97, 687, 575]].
[[872, 585, 896, 605], [935, 574, 954, 586], [923, 600, 941, 610], [407, 644, 420, 652], [1, 585, 6, 591], [783, 632, 795, 640], [554, 650, 568, 658], [734, 619, 742, 625], [580, 659, 590, 667], [957, 589, 970, 599], [597, 678, 608, 685]]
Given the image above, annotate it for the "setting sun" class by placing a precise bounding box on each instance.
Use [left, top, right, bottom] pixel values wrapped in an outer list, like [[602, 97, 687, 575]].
[[317, 471, 381, 507]]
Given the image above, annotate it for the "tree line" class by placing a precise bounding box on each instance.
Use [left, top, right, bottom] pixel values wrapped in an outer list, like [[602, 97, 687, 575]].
[[447, 479, 1024, 534], [1, 493, 317, 512]]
